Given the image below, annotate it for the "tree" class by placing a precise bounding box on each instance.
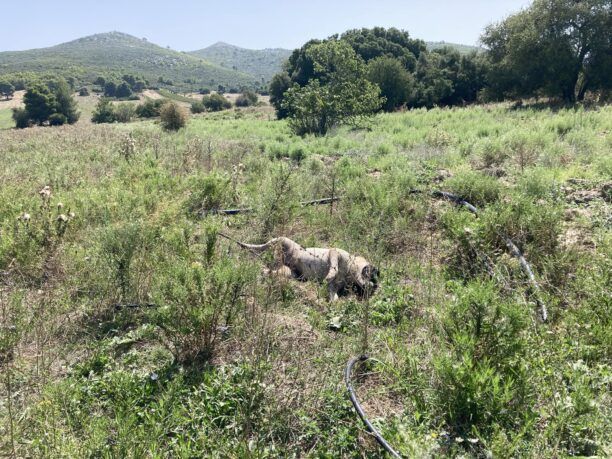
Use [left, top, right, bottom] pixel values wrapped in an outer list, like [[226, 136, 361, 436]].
[[12, 107, 30, 128], [104, 81, 117, 97], [202, 93, 231, 111], [160, 102, 188, 131], [367, 56, 414, 111], [0, 80, 15, 100], [282, 41, 383, 136], [269, 72, 291, 119], [136, 99, 165, 118], [23, 84, 56, 125], [53, 79, 80, 124], [482, 0, 612, 102], [341, 27, 425, 71], [91, 98, 116, 124], [115, 82, 133, 99], [412, 51, 454, 108]]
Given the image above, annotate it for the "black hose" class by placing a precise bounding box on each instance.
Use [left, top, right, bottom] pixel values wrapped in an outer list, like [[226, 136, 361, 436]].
[[429, 190, 548, 322], [345, 355, 402, 458]]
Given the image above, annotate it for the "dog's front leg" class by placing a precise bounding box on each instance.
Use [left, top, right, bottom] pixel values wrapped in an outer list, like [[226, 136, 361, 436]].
[[325, 249, 340, 302]]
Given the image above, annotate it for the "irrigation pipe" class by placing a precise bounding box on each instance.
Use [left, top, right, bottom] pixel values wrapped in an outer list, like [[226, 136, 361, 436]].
[[208, 197, 341, 215], [345, 355, 402, 458], [344, 189, 548, 457], [215, 190, 548, 322]]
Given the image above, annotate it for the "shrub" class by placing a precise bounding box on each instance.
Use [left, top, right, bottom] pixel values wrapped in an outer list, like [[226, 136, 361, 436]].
[[99, 221, 150, 302], [159, 102, 188, 131], [91, 98, 115, 124], [234, 90, 258, 107], [184, 174, 232, 217], [48, 113, 67, 126], [153, 257, 255, 363], [135, 99, 164, 118], [433, 281, 531, 438], [202, 93, 231, 112], [445, 170, 501, 205], [78, 87, 89, 96], [191, 100, 205, 114], [113, 103, 136, 123], [12, 107, 30, 129]]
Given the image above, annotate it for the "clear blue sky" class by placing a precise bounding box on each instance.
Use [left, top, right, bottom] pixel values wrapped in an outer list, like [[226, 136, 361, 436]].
[[2, 0, 532, 52]]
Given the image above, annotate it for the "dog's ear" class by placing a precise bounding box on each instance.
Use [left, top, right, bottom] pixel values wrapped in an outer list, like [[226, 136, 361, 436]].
[[362, 265, 377, 280]]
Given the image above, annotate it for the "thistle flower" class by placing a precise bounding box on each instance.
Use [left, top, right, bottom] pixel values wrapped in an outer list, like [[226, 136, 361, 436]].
[[57, 202, 64, 210], [69, 211, 76, 219], [19, 212, 31, 221], [57, 214, 68, 222]]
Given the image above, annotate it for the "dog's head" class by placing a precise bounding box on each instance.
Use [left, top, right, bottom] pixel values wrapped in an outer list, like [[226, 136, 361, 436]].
[[356, 264, 379, 298]]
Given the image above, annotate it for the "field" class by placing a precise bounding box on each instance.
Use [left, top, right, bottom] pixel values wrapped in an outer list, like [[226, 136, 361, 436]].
[[0, 102, 610, 457]]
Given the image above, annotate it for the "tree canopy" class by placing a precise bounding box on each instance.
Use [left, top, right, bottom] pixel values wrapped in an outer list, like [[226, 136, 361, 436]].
[[282, 41, 382, 135], [482, 0, 611, 102]]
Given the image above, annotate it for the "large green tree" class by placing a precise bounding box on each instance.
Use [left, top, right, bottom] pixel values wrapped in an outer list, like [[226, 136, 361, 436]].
[[482, 0, 612, 102], [367, 56, 414, 111], [53, 79, 80, 124], [282, 41, 382, 135], [23, 84, 56, 125]]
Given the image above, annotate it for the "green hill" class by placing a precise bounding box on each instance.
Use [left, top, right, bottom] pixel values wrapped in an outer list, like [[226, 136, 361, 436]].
[[0, 32, 257, 90], [426, 41, 482, 54], [189, 42, 292, 82], [189, 40, 480, 83]]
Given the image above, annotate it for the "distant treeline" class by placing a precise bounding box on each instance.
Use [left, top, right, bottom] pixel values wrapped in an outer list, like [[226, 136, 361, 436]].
[[270, 0, 611, 126]]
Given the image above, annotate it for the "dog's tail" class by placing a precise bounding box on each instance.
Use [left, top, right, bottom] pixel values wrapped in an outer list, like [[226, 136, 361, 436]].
[[218, 232, 281, 254]]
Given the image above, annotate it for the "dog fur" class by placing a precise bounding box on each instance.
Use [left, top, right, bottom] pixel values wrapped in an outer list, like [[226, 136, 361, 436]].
[[220, 234, 379, 301]]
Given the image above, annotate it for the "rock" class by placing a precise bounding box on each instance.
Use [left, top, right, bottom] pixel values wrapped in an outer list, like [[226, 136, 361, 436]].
[[568, 189, 600, 204]]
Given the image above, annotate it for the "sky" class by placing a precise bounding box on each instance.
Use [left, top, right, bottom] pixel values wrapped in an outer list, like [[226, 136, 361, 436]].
[[1, 0, 532, 52]]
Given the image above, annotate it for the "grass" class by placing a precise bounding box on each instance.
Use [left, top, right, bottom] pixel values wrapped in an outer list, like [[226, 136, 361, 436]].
[[0, 101, 610, 457], [0, 108, 13, 129]]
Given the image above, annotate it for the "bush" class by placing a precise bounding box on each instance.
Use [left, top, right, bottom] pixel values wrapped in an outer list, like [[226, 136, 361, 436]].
[[153, 256, 255, 363], [202, 93, 231, 112], [160, 101, 188, 131], [12, 107, 30, 129], [445, 170, 502, 206], [433, 281, 531, 438], [48, 113, 67, 126], [135, 99, 164, 118], [184, 174, 232, 217], [191, 100, 205, 114], [78, 87, 89, 96], [113, 103, 136, 123], [91, 98, 115, 124], [234, 90, 258, 107]]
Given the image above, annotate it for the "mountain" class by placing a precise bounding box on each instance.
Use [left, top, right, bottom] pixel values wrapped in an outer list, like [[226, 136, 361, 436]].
[[426, 41, 482, 54], [0, 32, 257, 90], [190, 40, 480, 83], [190, 42, 292, 82]]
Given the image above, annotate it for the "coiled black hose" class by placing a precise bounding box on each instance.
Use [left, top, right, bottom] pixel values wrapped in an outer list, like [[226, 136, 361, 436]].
[[346, 190, 549, 457], [345, 355, 402, 458]]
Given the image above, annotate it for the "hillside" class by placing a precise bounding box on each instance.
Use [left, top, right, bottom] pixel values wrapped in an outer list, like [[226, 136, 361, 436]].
[[0, 32, 257, 90], [426, 41, 482, 54], [190, 40, 481, 83], [190, 42, 292, 82]]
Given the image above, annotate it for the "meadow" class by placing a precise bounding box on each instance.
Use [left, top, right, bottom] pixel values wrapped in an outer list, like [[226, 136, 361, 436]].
[[0, 101, 610, 457]]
